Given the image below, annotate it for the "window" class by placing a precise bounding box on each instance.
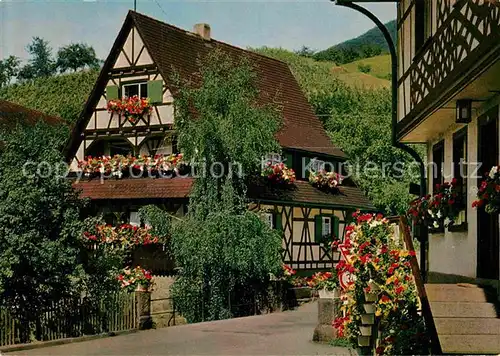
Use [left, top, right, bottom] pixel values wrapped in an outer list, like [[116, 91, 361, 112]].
[[86, 139, 134, 157], [432, 141, 444, 193], [122, 82, 148, 98], [264, 212, 274, 229], [453, 128, 467, 215], [263, 153, 282, 169], [129, 211, 141, 226], [262, 212, 282, 231], [314, 214, 339, 243], [415, 0, 432, 52]]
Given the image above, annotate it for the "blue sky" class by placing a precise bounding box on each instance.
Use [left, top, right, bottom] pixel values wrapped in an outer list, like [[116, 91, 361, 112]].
[[0, 0, 396, 62]]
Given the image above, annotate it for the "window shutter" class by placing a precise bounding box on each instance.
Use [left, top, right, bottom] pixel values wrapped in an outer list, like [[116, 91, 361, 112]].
[[284, 152, 293, 169], [106, 85, 119, 101], [148, 80, 163, 103], [275, 212, 283, 232], [314, 215, 322, 243], [332, 215, 340, 240]]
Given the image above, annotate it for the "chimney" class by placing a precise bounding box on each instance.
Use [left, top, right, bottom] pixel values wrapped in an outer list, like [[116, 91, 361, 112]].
[[193, 23, 211, 40]]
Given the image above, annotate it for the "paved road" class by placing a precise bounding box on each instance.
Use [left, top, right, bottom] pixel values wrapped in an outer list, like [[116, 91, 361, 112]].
[[9, 302, 352, 355]]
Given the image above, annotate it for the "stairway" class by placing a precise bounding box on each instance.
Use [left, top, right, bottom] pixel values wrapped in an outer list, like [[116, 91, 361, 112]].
[[426, 283, 500, 354]]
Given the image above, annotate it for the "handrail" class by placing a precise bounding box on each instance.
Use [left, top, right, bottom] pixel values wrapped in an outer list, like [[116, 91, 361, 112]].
[[387, 216, 442, 355]]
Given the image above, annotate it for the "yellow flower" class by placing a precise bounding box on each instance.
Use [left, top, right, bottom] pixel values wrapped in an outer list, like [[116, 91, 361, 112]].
[[400, 251, 409, 258], [375, 309, 382, 317], [386, 275, 396, 285]]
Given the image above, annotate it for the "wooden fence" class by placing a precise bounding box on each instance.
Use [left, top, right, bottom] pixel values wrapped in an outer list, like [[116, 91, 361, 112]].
[[0, 292, 136, 347]]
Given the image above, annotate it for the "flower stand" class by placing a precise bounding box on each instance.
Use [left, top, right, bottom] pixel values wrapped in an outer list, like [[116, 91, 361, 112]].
[[359, 325, 372, 336], [357, 335, 371, 347], [363, 303, 376, 314], [360, 313, 375, 325], [312, 295, 342, 343], [363, 291, 378, 302]]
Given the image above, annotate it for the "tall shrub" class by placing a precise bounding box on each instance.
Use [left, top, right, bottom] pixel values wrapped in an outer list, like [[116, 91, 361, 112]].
[[171, 49, 283, 322]]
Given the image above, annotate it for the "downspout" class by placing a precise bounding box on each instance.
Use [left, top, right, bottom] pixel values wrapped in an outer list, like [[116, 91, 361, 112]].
[[334, 1, 428, 281]]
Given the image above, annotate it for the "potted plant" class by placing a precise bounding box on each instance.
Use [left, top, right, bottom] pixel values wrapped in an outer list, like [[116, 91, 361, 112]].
[[107, 95, 152, 124], [311, 270, 340, 298]]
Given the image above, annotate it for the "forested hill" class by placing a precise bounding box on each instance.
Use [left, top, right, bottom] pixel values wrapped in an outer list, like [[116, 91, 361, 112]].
[[312, 20, 396, 63]]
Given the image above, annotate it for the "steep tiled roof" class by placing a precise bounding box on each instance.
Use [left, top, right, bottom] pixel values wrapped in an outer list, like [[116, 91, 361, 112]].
[[74, 177, 374, 210], [65, 11, 346, 159], [0, 100, 64, 127]]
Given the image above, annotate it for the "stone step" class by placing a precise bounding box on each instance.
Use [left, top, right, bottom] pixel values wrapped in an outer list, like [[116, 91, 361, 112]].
[[435, 317, 500, 335], [425, 284, 491, 302], [430, 301, 499, 318], [439, 334, 500, 354]]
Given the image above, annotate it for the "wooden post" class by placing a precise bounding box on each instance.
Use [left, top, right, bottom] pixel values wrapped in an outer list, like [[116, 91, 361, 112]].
[[135, 291, 152, 330]]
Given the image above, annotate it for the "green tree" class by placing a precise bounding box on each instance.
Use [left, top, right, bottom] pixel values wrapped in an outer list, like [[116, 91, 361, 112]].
[[18, 37, 56, 81], [56, 43, 100, 73], [171, 49, 283, 322], [0, 120, 121, 329], [0, 56, 21, 87]]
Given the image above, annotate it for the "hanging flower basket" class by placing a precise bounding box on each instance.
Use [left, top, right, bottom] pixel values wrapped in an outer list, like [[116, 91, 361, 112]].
[[407, 179, 462, 230], [357, 335, 371, 347], [309, 170, 343, 194], [359, 325, 372, 336], [107, 95, 152, 124]]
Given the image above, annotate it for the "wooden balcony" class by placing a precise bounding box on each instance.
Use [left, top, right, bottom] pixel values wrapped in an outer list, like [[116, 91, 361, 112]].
[[397, 0, 500, 141]]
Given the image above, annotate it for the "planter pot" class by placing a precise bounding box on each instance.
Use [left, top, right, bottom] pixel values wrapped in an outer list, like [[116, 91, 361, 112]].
[[359, 325, 372, 336], [363, 303, 376, 314], [364, 292, 378, 302], [357, 335, 371, 347], [360, 313, 375, 325], [318, 288, 339, 299]]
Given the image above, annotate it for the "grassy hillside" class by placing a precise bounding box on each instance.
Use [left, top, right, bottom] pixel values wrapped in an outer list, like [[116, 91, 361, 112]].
[[0, 70, 98, 123], [342, 54, 391, 80], [253, 47, 389, 91]]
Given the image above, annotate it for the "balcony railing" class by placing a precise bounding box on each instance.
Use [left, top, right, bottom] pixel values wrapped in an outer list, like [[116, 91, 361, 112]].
[[399, 0, 500, 126]]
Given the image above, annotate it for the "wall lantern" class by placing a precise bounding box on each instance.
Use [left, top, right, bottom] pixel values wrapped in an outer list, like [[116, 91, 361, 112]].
[[456, 99, 472, 124]]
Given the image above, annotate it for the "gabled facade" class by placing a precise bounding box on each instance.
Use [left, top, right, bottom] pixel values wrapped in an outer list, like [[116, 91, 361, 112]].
[[396, 1, 500, 281], [67, 11, 374, 271]]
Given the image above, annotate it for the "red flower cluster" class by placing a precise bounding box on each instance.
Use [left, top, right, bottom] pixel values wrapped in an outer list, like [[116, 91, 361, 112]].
[[107, 96, 153, 124], [407, 179, 461, 229], [83, 224, 160, 248], [117, 266, 154, 292], [474, 166, 500, 214]]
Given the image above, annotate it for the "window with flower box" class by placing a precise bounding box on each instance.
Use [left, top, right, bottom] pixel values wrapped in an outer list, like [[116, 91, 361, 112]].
[[106, 80, 163, 103], [263, 212, 282, 232], [123, 82, 148, 98]]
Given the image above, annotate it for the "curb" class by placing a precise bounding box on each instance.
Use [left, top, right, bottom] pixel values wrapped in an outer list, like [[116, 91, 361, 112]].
[[0, 329, 139, 353]]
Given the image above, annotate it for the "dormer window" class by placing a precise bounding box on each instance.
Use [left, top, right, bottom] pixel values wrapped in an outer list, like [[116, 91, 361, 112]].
[[122, 82, 148, 98]]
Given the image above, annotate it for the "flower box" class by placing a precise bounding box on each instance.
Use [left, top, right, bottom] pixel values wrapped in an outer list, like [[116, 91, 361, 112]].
[[364, 292, 378, 302], [290, 287, 312, 300], [357, 335, 371, 347], [360, 313, 375, 325], [363, 303, 376, 314], [107, 96, 152, 124], [309, 170, 343, 194], [359, 325, 372, 336], [262, 162, 296, 186]]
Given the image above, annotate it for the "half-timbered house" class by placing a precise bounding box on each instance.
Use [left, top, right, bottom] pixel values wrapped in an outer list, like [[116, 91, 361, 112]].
[[65, 11, 374, 271]]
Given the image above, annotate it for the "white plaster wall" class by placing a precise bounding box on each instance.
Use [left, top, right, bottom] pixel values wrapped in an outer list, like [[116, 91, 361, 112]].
[[427, 98, 500, 278]]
